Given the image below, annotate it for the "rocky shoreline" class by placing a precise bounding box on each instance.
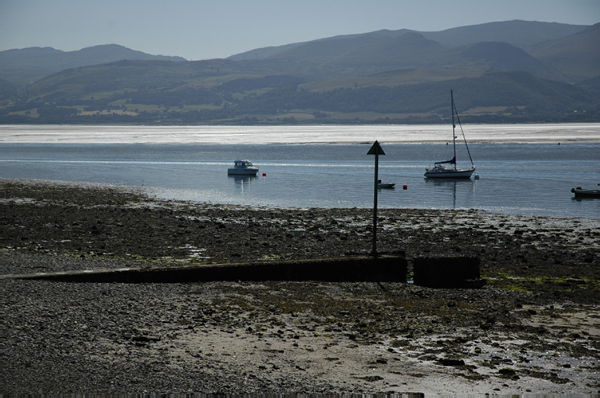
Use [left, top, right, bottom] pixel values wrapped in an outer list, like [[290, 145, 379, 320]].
[[2, 179, 599, 394]]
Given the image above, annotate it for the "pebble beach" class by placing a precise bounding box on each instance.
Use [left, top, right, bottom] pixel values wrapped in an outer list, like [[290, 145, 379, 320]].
[[1, 178, 599, 395]]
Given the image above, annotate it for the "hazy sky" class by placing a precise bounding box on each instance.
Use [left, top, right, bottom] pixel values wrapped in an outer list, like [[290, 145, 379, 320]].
[[1, 0, 598, 60]]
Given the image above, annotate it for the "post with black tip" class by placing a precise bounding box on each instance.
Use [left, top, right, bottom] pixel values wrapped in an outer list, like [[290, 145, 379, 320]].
[[367, 140, 385, 259]]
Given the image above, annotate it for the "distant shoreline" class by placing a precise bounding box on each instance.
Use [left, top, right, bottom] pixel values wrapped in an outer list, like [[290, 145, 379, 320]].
[[1, 123, 599, 145]]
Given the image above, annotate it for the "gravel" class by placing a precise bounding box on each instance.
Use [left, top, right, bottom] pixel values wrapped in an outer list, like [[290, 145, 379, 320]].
[[2, 178, 599, 394]]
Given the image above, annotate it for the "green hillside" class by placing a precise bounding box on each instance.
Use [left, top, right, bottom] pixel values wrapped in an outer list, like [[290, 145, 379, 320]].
[[2, 65, 598, 125], [21, 59, 281, 103]]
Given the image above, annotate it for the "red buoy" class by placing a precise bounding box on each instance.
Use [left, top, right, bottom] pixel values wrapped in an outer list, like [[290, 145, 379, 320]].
[[262, 172, 267, 177], [403, 184, 407, 189]]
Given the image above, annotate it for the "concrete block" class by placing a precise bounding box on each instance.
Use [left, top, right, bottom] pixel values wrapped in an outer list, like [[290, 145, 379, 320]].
[[413, 256, 485, 288]]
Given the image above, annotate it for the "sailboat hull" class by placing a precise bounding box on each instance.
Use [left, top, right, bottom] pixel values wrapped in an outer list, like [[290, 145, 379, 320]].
[[424, 167, 475, 179], [425, 90, 476, 179]]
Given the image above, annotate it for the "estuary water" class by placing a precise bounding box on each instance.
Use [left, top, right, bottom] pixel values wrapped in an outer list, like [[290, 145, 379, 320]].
[[1, 124, 599, 219]]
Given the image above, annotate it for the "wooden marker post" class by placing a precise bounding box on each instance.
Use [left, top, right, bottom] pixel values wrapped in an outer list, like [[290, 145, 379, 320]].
[[367, 141, 385, 258]]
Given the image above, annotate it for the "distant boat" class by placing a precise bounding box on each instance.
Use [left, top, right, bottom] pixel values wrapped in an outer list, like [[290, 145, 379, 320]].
[[378, 180, 396, 189], [425, 90, 476, 179], [571, 185, 600, 198], [227, 159, 259, 176]]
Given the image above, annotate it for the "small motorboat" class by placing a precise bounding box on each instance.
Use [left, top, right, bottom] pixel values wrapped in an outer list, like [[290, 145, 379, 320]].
[[227, 159, 259, 176], [378, 180, 396, 189], [571, 185, 600, 198]]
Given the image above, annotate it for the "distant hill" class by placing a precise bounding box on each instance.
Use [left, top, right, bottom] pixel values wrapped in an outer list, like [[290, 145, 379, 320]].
[[3, 62, 598, 125], [228, 21, 591, 83], [421, 20, 588, 48], [529, 23, 600, 79], [229, 20, 588, 60], [228, 29, 411, 61], [454, 42, 566, 81], [0, 44, 186, 87], [248, 31, 449, 80], [230, 31, 570, 82], [1, 20, 599, 125]]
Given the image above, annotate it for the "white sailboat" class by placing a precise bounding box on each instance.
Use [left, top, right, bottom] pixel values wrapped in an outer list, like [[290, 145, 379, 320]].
[[425, 90, 476, 179]]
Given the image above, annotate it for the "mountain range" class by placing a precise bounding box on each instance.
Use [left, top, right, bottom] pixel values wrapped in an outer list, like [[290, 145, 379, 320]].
[[1, 20, 598, 125], [0, 44, 186, 87]]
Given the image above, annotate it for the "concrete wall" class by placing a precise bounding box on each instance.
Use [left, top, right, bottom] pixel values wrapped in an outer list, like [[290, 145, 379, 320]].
[[11, 255, 408, 283]]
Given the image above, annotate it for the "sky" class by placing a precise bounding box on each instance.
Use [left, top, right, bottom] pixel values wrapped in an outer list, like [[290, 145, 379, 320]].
[[1, 0, 598, 61]]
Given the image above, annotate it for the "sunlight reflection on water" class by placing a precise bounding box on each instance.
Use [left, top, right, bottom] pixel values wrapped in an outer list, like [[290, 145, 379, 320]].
[[2, 123, 600, 144]]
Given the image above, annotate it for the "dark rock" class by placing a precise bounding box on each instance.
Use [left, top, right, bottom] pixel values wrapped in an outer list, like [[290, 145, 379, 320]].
[[499, 368, 517, 377], [360, 375, 384, 382], [438, 358, 465, 366]]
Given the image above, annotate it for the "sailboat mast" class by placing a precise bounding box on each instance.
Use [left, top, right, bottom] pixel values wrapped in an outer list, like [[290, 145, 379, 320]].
[[451, 89, 456, 170]]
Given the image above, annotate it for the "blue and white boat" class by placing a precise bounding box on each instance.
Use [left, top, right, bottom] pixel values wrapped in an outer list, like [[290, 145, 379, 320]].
[[227, 159, 259, 176]]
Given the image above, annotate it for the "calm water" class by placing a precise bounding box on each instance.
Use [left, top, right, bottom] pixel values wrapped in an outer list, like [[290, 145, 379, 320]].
[[1, 138, 599, 219]]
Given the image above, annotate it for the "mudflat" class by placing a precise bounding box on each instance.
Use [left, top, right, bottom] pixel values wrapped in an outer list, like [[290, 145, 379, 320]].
[[2, 179, 599, 395]]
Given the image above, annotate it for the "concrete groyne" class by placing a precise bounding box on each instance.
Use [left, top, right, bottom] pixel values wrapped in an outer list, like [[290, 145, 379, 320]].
[[2, 255, 408, 283]]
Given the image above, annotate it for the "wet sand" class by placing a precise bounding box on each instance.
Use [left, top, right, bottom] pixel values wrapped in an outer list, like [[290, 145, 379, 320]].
[[1, 179, 599, 394]]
